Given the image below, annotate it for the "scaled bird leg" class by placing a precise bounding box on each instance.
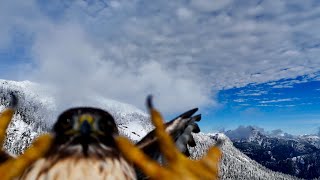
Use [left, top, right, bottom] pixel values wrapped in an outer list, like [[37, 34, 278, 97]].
[[116, 96, 222, 180], [0, 95, 53, 180]]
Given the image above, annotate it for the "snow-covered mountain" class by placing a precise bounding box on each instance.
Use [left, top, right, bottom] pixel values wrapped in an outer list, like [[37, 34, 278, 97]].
[[0, 80, 299, 179], [298, 135, 320, 149], [225, 126, 266, 144], [190, 133, 299, 180], [226, 126, 320, 179]]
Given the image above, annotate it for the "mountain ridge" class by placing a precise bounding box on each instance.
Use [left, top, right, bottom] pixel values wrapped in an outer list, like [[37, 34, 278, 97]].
[[226, 126, 320, 179]]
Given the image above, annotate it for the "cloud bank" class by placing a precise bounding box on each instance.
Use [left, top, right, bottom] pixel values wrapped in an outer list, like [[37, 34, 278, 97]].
[[1, 0, 320, 114]]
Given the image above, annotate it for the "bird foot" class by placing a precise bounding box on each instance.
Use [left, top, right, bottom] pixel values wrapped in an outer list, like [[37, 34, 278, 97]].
[[116, 96, 222, 180], [0, 96, 53, 180]]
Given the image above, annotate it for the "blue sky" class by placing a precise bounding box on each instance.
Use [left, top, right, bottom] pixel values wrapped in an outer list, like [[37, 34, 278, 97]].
[[201, 74, 320, 134], [1, 0, 320, 135]]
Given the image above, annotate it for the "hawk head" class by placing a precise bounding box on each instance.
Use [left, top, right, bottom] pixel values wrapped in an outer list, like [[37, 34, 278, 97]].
[[53, 107, 119, 156], [19, 107, 137, 179]]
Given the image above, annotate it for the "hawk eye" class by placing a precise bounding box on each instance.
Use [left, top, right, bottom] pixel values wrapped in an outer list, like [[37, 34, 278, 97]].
[[98, 120, 110, 132], [66, 118, 72, 124], [61, 118, 73, 129]]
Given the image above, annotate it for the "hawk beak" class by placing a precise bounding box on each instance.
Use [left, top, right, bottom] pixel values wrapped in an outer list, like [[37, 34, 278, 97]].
[[79, 114, 94, 136], [80, 120, 91, 136]]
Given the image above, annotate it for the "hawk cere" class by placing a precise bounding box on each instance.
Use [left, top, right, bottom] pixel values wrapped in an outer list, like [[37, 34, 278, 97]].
[[0, 94, 221, 180]]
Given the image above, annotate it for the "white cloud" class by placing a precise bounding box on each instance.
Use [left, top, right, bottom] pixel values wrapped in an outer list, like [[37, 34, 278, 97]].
[[1, 0, 320, 114], [270, 76, 312, 89], [271, 84, 294, 89], [260, 98, 298, 104], [236, 90, 268, 97], [233, 99, 245, 103], [239, 104, 250, 106], [28, 23, 213, 113]]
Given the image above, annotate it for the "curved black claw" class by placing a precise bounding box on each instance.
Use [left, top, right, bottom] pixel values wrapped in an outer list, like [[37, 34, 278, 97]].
[[193, 114, 201, 122], [9, 92, 18, 109], [177, 108, 198, 119], [146, 95, 154, 110], [190, 123, 200, 133]]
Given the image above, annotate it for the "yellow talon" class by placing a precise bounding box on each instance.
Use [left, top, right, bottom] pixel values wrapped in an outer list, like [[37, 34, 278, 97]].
[[0, 108, 15, 147], [0, 96, 53, 180], [2, 134, 53, 180], [116, 96, 222, 180]]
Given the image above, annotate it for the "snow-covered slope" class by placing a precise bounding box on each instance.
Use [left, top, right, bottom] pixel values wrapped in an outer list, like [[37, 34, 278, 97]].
[[0, 80, 56, 155], [189, 133, 300, 180], [0, 80, 300, 179]]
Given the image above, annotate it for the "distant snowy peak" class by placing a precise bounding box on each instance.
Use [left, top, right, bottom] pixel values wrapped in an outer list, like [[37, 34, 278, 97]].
[[225, 125, 320, 149], [227, 126, 320, 179], [300, 135, 320, 140], [298, 135, 320, 149], [225, 126, 266, 143]]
